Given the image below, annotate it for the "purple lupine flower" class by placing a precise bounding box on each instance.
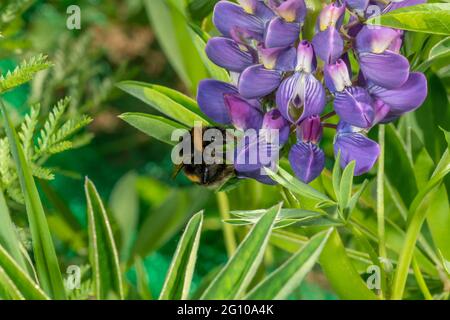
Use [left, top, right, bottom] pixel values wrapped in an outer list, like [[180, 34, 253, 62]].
[[355, 26, 410, 89], [368, 72, 428, 122], [289, 116, 325, 183], [312, 2, 345, 64], [276, 41, 326, 124], [333, 122, 380, 176], [192, 0, 429, 186]]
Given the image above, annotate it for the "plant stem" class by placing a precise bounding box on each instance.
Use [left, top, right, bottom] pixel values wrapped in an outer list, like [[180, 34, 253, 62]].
[[412, 256, 433, 300], [391, 204, 428, 299], [216, 192, 237, 257], [377, 125, 387, 261]]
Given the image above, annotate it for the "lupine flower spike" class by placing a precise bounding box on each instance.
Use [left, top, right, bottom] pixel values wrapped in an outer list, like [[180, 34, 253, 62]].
[[198, 0, 428, 184]]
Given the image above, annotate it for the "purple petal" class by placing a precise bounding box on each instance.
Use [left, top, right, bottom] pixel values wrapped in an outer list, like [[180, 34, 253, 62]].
[[238, 64, 282, 99], [197, 80, 237, 124], [276, 72, 326, 123], [206, 37, 254, 73], [237, 168, 277, 185], [289, 142, 325, 183], [317, 2, 346, 31], [369, 72, 428, 115], [296, 40, 316, 73], [235, 134, 279, 173], [297, 115, 323, 144], [372, 99, 391, 125], [334, 132, 380, 176], [312, 27, 344, 64], [224, 94, 264, 131], [356, 26, 401, 54], [258, 45, 297, 71], [346, 0, 369, 12], [213, 1, 265, 40], [334, 87, 374, 128], [264, 17, 301, 48], [359, 51, 410, 89], [324, 58, 352, 92], [273, 0, 307, 23], [261, 109, 291, 145]]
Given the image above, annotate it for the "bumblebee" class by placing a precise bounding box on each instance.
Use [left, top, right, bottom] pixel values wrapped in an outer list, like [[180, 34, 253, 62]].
[[173, 126, 235, 188]]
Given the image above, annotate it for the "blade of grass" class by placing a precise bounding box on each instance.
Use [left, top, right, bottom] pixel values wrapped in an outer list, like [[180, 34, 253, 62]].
[[200, 203, 282, 300], [159, 211, 203, 300], [134, 256, 152, 300], [85, 178, 124, 300], [0, 243, 49, 300], [0, 190, 28, 272], [1, 99, 65, 299]]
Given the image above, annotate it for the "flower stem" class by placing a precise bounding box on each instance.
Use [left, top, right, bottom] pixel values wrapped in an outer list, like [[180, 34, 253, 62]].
[[377, 125, 387, 260], [216, 192, 237, 257], [323, 123, 337, 129], [412, 256, 433, 300], [321, 111, 336, 121]]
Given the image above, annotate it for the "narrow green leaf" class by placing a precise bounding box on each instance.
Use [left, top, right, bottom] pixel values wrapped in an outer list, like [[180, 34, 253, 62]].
[[320, 229, 379, 300], [346, 180, 369, 220], [144, 0, 209, 92], [0, 190, 28, 272], [385, 124, 418, 206], [366, 4, 450, 36], [85, 178, 124, 300], [134, 256, 152, 300], [117, 81, 209, 127], [426, 185, 450, 261], [332, 151, 342, 201], [1, 100, 65, 299], [160, 211, 203, 300], [246, 229, 332, 300], [416, 37, 450, 72], [339, 160, 355, 215], [109, 172, 139, 262], [266, 166, 332, 203], [201, 203, 282, 299], [119, 113, 188, 146], [0, 244, 49, 300]]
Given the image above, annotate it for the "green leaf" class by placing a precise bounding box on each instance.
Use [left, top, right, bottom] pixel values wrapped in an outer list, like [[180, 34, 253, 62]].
[[339, 160, 355, 217], [332, 151, 342, 201], [320, 229, 379, 300], [266, 166, 333, 204], [414, 74, 450, 163], [0, 190, 28, 273], [0, 100, 66, 299], [346, 180, 369, 220], [187, 0, 218, 21], [245, 229, 332, 300], [385, 124, 418, 206], [119, 113, 187, 146], [426, 184, 450, 261], [85, 178, 124, 300], [416, 37, 450, 72], [117, 81, 209, 127], [366, 4, 450, 36], [0, 244, 49, 300], [134, 256, 152, 300], [200, 203, 282, 299], [143, 0, 209, 92], [109, 172, 139, 262], [159, 211, 203, 300]]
